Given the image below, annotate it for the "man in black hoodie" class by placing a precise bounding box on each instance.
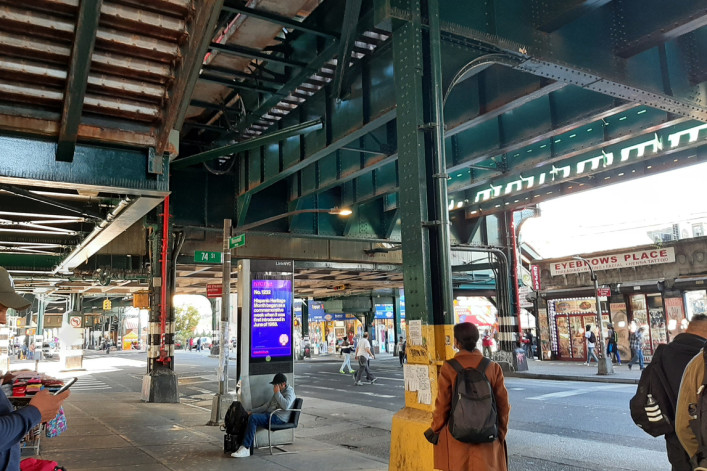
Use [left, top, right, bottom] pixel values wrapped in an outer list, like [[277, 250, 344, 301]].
[[653, 313, 707, 470]]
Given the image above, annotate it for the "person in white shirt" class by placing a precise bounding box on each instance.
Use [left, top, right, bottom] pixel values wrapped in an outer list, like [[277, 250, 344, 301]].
[[354, 332, 377, 385], [584, 324, 599, 366]]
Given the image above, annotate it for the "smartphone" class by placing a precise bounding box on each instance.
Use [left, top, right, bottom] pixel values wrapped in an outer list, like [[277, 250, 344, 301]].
[[53, 377, 77, 395]]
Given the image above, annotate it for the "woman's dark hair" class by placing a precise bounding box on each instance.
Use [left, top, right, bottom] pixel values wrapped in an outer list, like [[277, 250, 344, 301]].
[[454, 322, 479, 351]]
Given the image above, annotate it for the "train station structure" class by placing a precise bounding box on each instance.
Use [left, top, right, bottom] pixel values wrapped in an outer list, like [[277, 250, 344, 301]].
[[1, 1, 707, 469]]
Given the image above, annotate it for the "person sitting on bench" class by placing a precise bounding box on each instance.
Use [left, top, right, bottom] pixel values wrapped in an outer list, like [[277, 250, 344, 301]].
[[231, 372, 296, 458]]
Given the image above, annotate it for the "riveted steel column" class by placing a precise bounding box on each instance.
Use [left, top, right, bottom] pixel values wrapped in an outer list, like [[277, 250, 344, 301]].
[[389, 0, 454, 469]]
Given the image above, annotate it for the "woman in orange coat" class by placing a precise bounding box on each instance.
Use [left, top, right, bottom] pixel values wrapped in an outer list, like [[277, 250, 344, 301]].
[[425, 322, 510, 471]]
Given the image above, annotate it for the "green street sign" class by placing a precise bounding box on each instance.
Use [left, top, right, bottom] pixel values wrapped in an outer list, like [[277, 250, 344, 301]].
[[229, 234, 245, 249], [194, 251, 223, 264]]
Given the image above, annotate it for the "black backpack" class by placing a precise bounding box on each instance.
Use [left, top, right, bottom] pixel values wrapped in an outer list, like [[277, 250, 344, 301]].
[[588, 332, 596, 344], [447, 357, 498, 444], [629, 346, 675, 437], [222, 401, 249, 453]]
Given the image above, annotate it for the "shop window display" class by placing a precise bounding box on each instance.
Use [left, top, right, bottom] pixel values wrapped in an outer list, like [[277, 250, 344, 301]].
[[549, 298, 610, 361]]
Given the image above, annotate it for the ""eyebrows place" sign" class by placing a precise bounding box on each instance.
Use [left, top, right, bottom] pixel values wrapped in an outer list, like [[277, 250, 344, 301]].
[[550, 247, 676, 276]]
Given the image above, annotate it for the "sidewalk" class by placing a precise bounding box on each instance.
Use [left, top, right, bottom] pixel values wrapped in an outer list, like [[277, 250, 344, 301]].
[[509, 358, 641, 384], [35, 391, 390, 471]]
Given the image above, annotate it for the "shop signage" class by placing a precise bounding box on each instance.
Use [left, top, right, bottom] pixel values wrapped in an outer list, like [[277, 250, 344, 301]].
[[308, 301, 326, 316], [206, 284, 222, 298], [530, 265, 541, 290], [309, 312, 357, 322], [472, 123, 707, 205], [597, 287, 611, 297], [550, 247, 675, 276], [374, 304, 394, 319]]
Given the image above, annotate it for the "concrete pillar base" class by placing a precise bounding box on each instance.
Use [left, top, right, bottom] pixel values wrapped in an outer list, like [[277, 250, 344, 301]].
[[141, 366, 179, 403], [389, 407, 435, 471], [597, 356, 615, 375]]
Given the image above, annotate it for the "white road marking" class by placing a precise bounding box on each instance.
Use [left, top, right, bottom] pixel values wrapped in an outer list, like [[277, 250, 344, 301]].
[[304, 384, 395, 398], [318, 371, 404, 382], [527, 384, 626, 400]]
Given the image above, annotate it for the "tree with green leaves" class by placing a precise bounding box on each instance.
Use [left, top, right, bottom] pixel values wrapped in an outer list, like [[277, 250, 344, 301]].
[[174, 304, 200, 345]]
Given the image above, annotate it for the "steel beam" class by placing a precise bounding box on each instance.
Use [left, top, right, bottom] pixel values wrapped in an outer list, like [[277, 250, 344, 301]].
[[0, 135, 169, 196], [173, 118, 323, 169], [535, 0, 613, 33], [614, 0, 707, 58], [209, 42, 308, 69], [54, 197, 164, 274], [155, 0, 226, 161], [221, 1, 339, 39], [332, 0, 363, 99], [201, 64, 287, 86], [56, 0, 102, 163], [198, 73, 284, 95]]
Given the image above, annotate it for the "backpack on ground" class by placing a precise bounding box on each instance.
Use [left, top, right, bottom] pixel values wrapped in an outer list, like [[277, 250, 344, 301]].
[[588, 331, 596, 344], [447, 357, 498, 444], [629, 345, 675, 437], [221, 401, 249, 453]]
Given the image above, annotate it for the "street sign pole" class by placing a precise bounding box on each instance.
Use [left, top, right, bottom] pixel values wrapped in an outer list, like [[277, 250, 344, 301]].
[[208, 219, 232, 425]]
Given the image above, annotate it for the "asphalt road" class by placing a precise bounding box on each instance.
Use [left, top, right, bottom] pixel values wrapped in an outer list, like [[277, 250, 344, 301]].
[[53, 350, 671, 470]]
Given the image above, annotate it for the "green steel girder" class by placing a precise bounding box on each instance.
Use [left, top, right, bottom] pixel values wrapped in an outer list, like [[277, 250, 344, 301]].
[[611, 0, 707, 58], [534, 0, 614, 34], [453, 121, 707, 214], [0, 254, 62, 271], [331, 0, 364, 99], [376, 0, 707, 121], [0, 135, 169, 196], [201, 0, 707, 245], [56, 0, 102, 163], [447, 106, 686, 194]]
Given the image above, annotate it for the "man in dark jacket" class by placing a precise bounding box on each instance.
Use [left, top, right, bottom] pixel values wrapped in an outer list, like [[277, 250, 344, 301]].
[[653, 314, 707, 470]]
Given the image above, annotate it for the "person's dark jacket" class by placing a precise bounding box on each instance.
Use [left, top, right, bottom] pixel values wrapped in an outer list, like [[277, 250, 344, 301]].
[[656, 333, 707, 421]]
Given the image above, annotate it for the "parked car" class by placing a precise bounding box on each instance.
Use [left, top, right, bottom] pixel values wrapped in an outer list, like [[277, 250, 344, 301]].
[[174, 339, 183, 350]]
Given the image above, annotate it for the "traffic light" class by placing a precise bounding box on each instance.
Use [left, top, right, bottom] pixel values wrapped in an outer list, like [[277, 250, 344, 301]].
[[103, 299, 112, 310]]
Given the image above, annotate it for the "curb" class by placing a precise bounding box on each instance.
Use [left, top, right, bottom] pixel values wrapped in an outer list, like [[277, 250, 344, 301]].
[[508, 372, 639, 384]]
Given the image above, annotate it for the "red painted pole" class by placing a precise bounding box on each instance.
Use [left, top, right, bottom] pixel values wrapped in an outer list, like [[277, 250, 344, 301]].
[[159, 195, 170, 364]]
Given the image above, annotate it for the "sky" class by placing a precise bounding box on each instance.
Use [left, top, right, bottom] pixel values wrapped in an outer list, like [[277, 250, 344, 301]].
[[520, 161, 707, 259]]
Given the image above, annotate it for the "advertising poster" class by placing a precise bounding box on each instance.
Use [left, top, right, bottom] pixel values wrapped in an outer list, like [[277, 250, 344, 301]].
[[250, 279, 293, 359]]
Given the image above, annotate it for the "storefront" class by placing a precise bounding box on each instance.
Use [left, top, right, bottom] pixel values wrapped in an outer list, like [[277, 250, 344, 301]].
[[372, 304, 395, 353], [307, 301, 360, 355], [454, 296, 498, 333], [547, 297, 610, 361], [534, 238, 706, 362]]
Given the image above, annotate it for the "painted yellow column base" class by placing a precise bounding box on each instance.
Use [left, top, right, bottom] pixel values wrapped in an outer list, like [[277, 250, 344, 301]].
[[389, 324, 454, 471], [389, 407, 435, 471]]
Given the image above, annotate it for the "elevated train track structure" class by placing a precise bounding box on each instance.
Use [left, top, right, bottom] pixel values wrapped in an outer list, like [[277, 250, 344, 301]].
[[0, 0, 705, 354]]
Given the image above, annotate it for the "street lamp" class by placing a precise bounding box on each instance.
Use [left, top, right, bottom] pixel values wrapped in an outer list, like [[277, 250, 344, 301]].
[[235, 207, 353, 232], [573, 256, 614, 375]]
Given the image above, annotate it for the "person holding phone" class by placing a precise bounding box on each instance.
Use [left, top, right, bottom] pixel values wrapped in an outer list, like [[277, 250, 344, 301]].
[[0, 267, 71, 471]]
